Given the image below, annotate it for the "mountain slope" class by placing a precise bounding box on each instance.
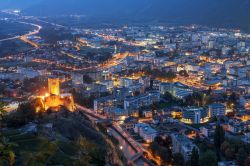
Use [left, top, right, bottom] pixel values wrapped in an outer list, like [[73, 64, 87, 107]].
[[1, 0, 250, 31]]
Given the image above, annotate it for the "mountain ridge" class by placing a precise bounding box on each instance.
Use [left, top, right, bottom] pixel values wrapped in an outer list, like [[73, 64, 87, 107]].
[[1, 0, 250, 32]]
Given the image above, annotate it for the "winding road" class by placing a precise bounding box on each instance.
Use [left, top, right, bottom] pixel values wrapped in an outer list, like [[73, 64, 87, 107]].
[[76, 104, 153, 166], [0, 18, 42, 43]]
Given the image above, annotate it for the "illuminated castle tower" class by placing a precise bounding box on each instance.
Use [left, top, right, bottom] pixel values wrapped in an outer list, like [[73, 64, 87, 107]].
[[41, 77, 75, 112], [48, 77, 60, 96]]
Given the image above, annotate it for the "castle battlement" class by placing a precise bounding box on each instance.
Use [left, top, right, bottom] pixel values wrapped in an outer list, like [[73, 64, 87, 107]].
[[39, 77, 75, 112]]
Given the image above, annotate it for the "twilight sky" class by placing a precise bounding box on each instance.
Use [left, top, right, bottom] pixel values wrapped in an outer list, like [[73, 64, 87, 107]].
[[0, 0, 249, 31]]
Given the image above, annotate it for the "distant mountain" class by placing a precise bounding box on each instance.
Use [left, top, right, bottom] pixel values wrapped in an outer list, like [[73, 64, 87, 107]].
[[0, 0, 43, 9], [1, 0, 250, 32]]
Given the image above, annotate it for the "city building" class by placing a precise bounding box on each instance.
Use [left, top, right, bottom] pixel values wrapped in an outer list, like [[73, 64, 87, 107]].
[[71, 73, 83, 85], [227, 119, 247, 134], [208, 103, 226, 117], [160, 82, 193, 99], [240, 94, 250, 110], [139, 76, 151, 88], [94, 96, 117, 113], [17, 67, 40, 78], [134, 123, 157, 143], [104, 107, 127, 120], [124, 91, 160, 112], [200, 124, 216, 138], [120, 77, 134, 87], [171, 134, 199, 161], [181, 107, 209, 124], [99, 80, 114, 91]]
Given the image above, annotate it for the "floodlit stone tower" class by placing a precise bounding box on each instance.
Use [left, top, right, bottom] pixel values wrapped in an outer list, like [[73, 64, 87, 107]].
[[39, 77, 75, 112], [48, 77, 60, 96]]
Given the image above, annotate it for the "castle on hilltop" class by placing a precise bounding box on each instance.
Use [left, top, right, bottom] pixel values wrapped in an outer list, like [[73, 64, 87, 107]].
[[40, 77, 75, 112]]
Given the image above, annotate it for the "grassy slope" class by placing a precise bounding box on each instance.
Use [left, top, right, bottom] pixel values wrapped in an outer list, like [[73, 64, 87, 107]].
[[2, 111, 112, 166]]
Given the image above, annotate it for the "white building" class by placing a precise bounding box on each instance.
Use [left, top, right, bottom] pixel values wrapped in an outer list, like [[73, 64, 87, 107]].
[[94, 96, 117, 112], [200, 127, 209, 137], [237, 41, 246, 49], [199, 125, 215, 138], [171, 134, 199, 161], [134, 123, 157, 143], [160, 82, 193, 99], [208, 41, 215, 49], [99, 80, 114, 90], [120, 77, 134, 87], [182, 107, 209, 124], [208, 103, 226, 117], [201, 35, 209, 44], [185, 63, 200, 72], [124, 91, 160, 111], [139, 76, 151, 88]]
